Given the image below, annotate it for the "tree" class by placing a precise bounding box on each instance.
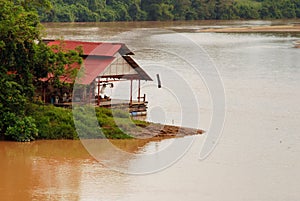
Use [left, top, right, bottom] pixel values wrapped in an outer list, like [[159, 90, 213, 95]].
[[172, 0, 192, 20], [112, 2, 132, 21], [281, 0, 296, 18], [128, 0, 147, 20], [72, 3, 100, 22], [143, 0, 174, 21], [88, 0, 104, 12], [0, 0, 39, 140], [0, 0, 82, 141], [14, 0, 52, 11]]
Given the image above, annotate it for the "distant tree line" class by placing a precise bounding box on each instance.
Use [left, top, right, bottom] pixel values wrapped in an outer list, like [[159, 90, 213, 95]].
[[38, 0, 300, 22]]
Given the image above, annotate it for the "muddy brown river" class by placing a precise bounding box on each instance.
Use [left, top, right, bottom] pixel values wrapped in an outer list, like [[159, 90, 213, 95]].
[[1, 20, 300, 200]]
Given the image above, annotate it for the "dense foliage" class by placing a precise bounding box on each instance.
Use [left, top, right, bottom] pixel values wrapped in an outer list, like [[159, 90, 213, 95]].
[[0, 0, 147, 141], [0, 0, 82, 141], [39, 0, 300, 22]]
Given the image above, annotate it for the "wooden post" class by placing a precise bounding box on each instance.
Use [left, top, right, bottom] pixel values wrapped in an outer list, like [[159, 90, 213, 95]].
[[138, 79, 141, 102], [88, 84, 92, 104], [130, 79, 133, 105], [82, 86, 86, 102], [157, 74, 162, 88], [97, 79, 100, 106]]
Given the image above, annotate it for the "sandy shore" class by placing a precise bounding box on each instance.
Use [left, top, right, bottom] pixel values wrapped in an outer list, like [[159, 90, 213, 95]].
[[199, 24, 300, 33], [131, 123, 204, 139]]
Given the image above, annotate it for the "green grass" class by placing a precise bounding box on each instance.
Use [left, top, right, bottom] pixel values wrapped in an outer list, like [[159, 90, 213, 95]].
[[27, 104, 139, 140]]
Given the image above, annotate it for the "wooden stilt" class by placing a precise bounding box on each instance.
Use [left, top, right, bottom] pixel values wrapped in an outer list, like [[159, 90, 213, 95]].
[[82, 86, 86, 102], [138, 80, 141, 102], [97, 79, 100, 106], [88, 84, 92, 104], [130, 79, 133, 105]]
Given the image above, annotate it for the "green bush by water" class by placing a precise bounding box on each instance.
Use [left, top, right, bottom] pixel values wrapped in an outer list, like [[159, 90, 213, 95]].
[[27, 104, 134, 140]]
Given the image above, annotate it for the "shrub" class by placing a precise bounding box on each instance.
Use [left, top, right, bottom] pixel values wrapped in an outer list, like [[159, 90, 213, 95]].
[[30, 104, 78, 140], [27, 104, 135, 140], [5, 116, 38, 142]]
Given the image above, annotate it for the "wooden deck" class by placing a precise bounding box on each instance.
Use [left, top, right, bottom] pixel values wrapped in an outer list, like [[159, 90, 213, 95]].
[[98, 99, 148, 116], [54, 99, 148, 116]]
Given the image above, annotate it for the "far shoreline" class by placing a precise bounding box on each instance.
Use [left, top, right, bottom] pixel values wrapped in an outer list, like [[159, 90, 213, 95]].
[[198, 24, 300, 33]]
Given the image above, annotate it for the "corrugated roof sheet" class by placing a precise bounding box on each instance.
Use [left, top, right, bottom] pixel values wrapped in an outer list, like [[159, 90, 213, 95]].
[[47, 40, 122, 57], [44, 40, 152, 85], [77, 57, 115, 85]]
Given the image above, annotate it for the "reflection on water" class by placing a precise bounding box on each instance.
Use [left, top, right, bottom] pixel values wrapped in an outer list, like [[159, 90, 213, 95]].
[[0, 140, 156, 200], [0, 138, 189, 200], [0, 141, 90, 200]]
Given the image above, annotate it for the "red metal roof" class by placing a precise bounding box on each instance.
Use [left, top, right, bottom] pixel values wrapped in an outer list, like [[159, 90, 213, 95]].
[[39, 58, 114, 85], [47, 40, 122, 57], [77, 57, 115, 85], [43, 40, 152, 85]]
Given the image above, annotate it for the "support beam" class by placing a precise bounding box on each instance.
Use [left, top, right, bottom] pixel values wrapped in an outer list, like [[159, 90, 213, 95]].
[[88, 84, 93, 104], [138, 80, 141, 102], [97, 79, 101, 106], [130, 79, 133, 105], [82, 86, 87, 102]]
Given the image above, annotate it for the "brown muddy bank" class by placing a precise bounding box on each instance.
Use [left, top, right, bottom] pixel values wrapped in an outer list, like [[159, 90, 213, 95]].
[[130, 123, 204, 139]]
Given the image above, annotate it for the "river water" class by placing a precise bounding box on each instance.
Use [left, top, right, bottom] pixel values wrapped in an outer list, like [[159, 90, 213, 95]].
[[1, 20, 300, 200]]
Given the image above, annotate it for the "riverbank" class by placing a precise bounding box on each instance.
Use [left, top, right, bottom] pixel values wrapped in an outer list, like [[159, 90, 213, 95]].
[[22, 104, 204, 141], [130, 123, 203, 139], [199, 24, 300, 33]]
